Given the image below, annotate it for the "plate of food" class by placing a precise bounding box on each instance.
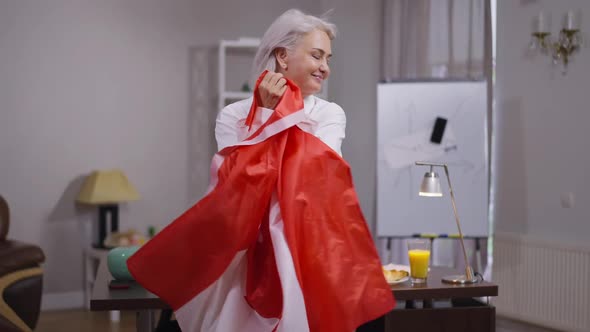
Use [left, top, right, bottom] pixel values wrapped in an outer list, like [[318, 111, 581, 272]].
[[382, 263, 410, 285]]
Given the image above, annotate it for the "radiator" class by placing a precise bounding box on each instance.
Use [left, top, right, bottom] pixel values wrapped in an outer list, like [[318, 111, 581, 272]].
[[493, 232, 590, 332]]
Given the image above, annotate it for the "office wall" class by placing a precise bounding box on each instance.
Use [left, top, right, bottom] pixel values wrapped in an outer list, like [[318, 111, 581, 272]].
[[494, 0, 590, 244], [320, 0, 383, 236]]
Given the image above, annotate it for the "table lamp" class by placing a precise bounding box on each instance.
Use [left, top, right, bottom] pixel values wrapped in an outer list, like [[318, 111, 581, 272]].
[[415, 161, 479, 284], [76, 169, 140, 248]]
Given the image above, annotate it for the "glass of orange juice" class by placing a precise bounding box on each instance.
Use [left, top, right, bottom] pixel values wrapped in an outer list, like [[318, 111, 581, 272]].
[[407, 239, 431, 284]]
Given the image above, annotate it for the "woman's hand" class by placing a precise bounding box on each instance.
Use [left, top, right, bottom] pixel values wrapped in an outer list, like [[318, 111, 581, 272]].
[[257, 72, 287, 109]]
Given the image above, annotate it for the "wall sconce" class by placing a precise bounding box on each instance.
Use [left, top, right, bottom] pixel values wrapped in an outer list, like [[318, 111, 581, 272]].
[[529, 10, 583, 74]]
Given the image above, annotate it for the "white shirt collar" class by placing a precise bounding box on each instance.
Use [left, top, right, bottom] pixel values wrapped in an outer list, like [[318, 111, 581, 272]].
[[303, 95, 316, 115]]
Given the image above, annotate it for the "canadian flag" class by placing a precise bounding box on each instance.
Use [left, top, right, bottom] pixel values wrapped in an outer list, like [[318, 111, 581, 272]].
[[127, 71, 395, 332]]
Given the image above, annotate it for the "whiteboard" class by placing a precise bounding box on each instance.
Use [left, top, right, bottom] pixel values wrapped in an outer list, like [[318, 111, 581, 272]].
[[376, 81, 488, 237]]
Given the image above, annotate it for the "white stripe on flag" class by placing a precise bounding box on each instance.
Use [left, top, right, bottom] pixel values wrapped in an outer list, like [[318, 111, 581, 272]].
[[268, 192, 310, 332], [174, 251, 279, 332], [175, 108, 310, 331], [220, 108, 306, 151], [173, 192, 310, 332]]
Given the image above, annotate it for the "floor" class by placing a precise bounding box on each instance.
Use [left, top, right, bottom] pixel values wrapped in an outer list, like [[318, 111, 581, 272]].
[[36, 309, 564, 332], [496, 318, 563, 332], [36, 310, 137, 332]]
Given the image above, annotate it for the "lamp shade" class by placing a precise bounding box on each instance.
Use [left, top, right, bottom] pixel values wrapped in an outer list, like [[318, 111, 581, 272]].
[[418, 171, 442, 197], [76, 169, 140, 205]]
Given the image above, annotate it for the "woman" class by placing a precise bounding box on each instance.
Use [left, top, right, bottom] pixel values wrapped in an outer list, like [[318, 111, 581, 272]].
[[207, 9, 392, 330], [216, 9, 346, 156], [128, 9, 394, 332]]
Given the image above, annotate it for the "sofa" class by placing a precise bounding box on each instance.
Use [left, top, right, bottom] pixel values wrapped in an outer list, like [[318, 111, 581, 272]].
[[0, 195, 45, 332]]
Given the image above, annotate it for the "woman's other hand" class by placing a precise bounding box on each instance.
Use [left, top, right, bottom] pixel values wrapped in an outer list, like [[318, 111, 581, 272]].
[[258, 72, 287, 109]]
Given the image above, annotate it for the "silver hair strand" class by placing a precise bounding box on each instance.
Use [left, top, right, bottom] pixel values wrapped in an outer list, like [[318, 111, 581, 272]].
[[252, 9, 337, 82]]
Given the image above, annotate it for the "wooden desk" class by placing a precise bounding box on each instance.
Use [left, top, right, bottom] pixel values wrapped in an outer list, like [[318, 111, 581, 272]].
[[90, 259, 169, 332], [359, 266, 498, 332], [91, 260, 497, 332]]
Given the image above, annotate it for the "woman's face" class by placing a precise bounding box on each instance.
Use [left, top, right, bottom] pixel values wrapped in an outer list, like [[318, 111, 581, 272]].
[[276, 29, 332, 97]]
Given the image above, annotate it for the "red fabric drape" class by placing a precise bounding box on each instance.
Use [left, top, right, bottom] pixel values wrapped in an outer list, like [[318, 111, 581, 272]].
[[127, 71, 395, 331]]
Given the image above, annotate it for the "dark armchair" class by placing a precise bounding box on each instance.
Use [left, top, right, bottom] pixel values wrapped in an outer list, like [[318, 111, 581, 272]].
[[0, 195, 45, 332]]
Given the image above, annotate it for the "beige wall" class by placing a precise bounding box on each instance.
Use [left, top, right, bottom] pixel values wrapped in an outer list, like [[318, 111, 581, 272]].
[[494, 0, 590, 244]]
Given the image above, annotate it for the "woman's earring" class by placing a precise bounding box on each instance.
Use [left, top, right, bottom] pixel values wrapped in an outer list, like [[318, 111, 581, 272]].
[[282, 64, 287, 70]]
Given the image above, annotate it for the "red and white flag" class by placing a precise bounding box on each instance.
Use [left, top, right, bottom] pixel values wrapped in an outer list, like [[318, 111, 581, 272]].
[[127, 71, 395, 332]]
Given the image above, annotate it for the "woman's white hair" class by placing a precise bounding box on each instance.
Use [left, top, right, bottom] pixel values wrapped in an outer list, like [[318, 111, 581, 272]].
[[252, 9, 337, 81]]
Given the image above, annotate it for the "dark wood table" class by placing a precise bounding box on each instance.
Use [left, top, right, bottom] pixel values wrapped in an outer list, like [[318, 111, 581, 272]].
[[359, 266, 498, 332], [91, 260, 497, 332], [90, 259, 169, 332]]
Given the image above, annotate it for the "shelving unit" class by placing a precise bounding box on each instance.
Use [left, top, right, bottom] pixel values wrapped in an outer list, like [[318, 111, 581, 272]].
[[218, 38, 260, 110], [217, 37, 329, 111]]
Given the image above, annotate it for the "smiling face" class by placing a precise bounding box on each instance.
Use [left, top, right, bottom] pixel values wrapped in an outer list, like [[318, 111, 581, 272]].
[[275, 29, 332, 97]]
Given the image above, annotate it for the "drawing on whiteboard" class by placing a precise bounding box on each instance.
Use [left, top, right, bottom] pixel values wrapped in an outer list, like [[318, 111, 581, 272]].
[[382, 126, 457, 169], [382, 97, 481, 199], [376, 81, 488, 238]]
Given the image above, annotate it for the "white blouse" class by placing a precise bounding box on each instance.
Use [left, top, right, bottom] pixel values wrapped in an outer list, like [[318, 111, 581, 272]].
[[215, 95, 346, 156]]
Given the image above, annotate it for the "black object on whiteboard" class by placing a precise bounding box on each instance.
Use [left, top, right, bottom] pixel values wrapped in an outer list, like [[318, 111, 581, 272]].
[[430, 117, 448, 144]]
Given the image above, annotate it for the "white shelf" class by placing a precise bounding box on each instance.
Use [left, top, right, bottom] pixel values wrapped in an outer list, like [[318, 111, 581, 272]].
[[83, 247, 109, 309], [220, 38, 261, 48], [218, 38, 260, 110], [222, 91, 252, 100], [217, 37, 328, 107]]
